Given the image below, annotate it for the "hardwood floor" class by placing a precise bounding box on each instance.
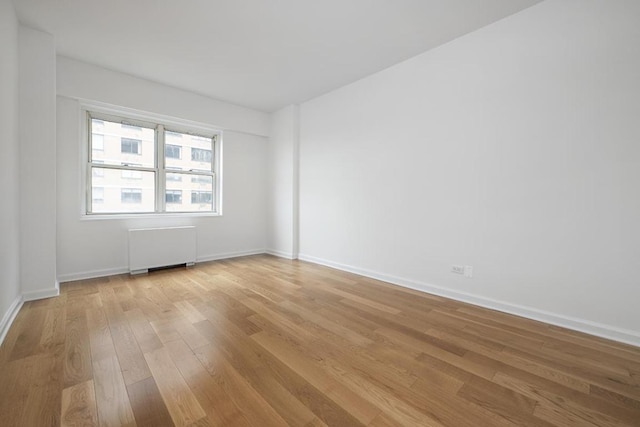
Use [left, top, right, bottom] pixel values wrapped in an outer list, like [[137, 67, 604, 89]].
[[1, 254, 639, 426]]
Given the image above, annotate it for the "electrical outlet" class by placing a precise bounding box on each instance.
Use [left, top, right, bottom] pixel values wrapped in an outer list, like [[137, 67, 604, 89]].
[[451, 265, 465, 275], [464, 265, 473, 278]]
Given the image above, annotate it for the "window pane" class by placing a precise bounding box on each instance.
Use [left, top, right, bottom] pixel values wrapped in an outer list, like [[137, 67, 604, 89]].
[[90, 118, 154, 168], [164, 131, 213, 172], [165, 172, 213, 212], [90, 168, 155, 213]]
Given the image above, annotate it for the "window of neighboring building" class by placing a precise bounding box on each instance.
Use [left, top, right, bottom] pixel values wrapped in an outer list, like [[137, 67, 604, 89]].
[[121, 138, 142, 155], [165, 190, 182, 204], [191, 191, 213, 204], [191, 147, 212, 163], [85, 110, 220, 215], [121, 188, 142, 203], [191, 175, 212, 184], [165, 144, 181, 159]]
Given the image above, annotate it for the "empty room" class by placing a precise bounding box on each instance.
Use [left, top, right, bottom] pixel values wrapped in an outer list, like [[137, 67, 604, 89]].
[[1, 0, 639, 426]]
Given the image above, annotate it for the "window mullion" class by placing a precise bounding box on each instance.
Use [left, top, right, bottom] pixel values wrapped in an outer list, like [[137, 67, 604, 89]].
[[157, 125, 166, 213], [87, 163, 93, 214], [86, 113, 93, 214]]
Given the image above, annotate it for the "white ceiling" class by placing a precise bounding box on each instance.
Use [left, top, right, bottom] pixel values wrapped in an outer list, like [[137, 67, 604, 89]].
[[13, 0, 542, 112]]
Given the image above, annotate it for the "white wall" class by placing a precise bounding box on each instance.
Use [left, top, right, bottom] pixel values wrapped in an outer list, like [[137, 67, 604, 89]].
[[299, 0, 640, 345], [57, 57, 269, 137], [19, 26, 58, 300], [267, 105, 299, 258], [57, 59, 269, 281], [0, 0, 22, 340]]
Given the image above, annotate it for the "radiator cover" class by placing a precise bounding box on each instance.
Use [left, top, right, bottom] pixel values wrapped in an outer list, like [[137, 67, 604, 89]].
[[128, 226, 196, 274]]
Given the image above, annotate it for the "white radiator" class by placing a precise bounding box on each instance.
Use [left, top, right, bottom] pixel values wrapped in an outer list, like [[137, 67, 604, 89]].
[[128, 226, 196, 274]]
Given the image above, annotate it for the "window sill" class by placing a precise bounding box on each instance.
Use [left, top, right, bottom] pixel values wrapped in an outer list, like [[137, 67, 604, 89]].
[[81, 212, 222, 221]]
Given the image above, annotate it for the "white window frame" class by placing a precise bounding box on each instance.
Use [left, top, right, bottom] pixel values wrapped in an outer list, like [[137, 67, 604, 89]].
[[81, 103, 222, 218]]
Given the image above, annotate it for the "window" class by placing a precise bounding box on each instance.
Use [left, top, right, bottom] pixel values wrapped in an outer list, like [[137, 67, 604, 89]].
[[165, 190, 182, 204], [165, 144, 181, 159], [191, 191, 212, 204], [121, 188, 142, 203], [86, 111, 219, 215], [121, 138, 142, 154], [191, 175, 212, 184], [191, 147, 212, 163]]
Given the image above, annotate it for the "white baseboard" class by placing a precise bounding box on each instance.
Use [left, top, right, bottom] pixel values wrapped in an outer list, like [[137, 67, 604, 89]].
[[22, 287, 60, 302], [298, 253, 640, 348], [265, 248, 297, 259], [0, 295, 24, 345], [58, 266, 130, 283], [197, 249, 266, 263], [57, 250, 268, 283]]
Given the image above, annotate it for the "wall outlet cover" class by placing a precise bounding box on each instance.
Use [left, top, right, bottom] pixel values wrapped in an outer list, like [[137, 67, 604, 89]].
[[451, 265, 465, 275], [464, 265, 473, 278]]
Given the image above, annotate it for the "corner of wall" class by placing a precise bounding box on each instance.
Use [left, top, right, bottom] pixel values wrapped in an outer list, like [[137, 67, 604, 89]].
[[18, 25, 58, 301], [0, 295, 23, 346], [267, 104, 300, 258], [0, 0, 22, 345]]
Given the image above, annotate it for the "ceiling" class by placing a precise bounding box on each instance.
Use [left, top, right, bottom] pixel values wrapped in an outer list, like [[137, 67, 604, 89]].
[[13, 0, 542, 112]]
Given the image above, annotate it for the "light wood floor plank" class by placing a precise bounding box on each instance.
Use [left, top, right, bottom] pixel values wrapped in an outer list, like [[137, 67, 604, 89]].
[[144, 346, 207, 427], [93, 355, 136, 427], [19, 354, 62, 426], [194, 342, 290, 427], [126, 377, 175, 427], [165, 339, 250, 427], [61, 379, 99, 427], [63, 311, 93, 388]]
